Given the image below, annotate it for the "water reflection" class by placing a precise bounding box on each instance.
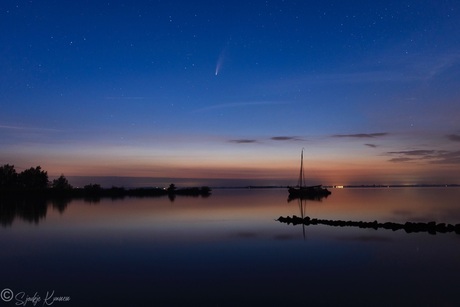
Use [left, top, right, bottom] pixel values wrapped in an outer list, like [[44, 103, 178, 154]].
[[287, 192, 330, 203], [51, 197, 71, 213], [0, 191, 210, 227], [0, 196, 50, 227], [291, 196, 328, 239], [2, 188, 460, 306]]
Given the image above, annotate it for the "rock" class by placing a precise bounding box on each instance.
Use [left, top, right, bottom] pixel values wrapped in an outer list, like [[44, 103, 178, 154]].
[[276, 215, 459, 236]]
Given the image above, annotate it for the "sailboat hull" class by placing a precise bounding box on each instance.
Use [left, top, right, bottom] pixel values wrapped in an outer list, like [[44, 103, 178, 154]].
[[288, 185, 331, 200]]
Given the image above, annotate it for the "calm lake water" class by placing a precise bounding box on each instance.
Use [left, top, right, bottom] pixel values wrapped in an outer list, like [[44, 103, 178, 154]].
[[1, 188, 460, 306]]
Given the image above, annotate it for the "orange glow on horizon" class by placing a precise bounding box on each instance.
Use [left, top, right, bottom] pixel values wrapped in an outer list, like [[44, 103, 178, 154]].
[[5, 139, 459, 186], [36, 154, 460, 187]]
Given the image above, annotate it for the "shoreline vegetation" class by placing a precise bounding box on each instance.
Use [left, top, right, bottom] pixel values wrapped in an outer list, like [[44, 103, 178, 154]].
[[0, 164, 211, 199], [277, 216, 460, 235]]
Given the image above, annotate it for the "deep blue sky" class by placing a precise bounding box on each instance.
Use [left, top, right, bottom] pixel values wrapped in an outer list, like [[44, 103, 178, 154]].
[[1, 0, 460, 186]]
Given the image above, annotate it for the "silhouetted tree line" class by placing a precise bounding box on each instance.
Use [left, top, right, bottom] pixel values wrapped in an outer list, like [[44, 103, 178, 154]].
[[0, 164, 212, 227], [0, 164, 49, 191], [0, 164, 211, 198]]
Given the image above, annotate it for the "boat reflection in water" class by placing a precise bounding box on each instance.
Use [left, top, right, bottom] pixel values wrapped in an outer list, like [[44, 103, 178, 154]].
[[288, 149, 331, 200], [288, 193, 329, 239], [288, 185, 331, 200]]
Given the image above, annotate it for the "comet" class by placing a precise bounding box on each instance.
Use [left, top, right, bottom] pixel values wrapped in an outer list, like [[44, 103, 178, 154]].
[[215, 44, 228, 76], [215, 59, 222, 76]]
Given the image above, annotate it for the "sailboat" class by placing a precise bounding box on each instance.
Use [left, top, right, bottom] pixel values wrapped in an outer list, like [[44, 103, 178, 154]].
[[288, 149, 331, 200]]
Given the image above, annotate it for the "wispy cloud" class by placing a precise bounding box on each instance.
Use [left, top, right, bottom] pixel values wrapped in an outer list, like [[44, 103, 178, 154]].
[[447, 134, 460, 142], [387, 149, 460, 164], [266, 52, 460, 95], [0, 124, 62, 132], [270, 136, 302, 141], [388, 157, 414, 163], [105, 96, 145, 100], [423, 52, 460, 80], [333, 133, 388, 138], [365, 143, 377, 148], [280, 71, 416, 88], [195, 101, 289, 112], [0, 125, 26, 130], [229, 135, 304, 144], [433, 151, 460, 164], [229, 139, 258, 144], [388, 150, 438, 156]]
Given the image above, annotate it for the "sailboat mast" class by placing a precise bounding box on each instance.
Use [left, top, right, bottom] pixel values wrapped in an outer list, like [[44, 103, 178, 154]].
[[298, 149, 305, 187]]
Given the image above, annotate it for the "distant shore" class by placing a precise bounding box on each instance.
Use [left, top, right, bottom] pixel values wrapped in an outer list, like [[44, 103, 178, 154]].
[[55, 176, 460, 190], [0, 164, 211, 200], [0, 185, 212, 200]]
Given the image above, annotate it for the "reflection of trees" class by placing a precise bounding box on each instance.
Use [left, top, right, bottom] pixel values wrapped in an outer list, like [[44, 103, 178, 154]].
[[0, 199, 15, 226], [83, 195, 102, 204], [0, 196, 73, 227], [1, 169, 213, 225], [51, 197, 71, 213], [0, 196, 48, 227]]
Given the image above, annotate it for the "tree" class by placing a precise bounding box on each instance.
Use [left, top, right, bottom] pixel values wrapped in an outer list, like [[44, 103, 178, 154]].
[[84, 183, 102, 193], [18, 166, 49, 190], [0, 164, 18, 190], [167, 183, 176, 192], [52, 174, 73, 190], [82, 183, 103, 202]]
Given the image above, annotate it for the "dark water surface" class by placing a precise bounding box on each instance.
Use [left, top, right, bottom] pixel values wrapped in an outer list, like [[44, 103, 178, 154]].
[[1, 188, 460, 306]]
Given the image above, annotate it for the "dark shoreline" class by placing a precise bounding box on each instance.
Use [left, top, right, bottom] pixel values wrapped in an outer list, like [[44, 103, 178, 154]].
[[277, 215, 460, 235], [0, 186, 212, 200]]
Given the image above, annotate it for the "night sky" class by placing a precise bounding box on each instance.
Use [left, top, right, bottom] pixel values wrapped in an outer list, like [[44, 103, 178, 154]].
[[1, 0, 460, 186]]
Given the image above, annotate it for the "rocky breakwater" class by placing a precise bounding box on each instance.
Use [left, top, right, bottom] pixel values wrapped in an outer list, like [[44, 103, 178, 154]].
[[277, 216, 460, 235]]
